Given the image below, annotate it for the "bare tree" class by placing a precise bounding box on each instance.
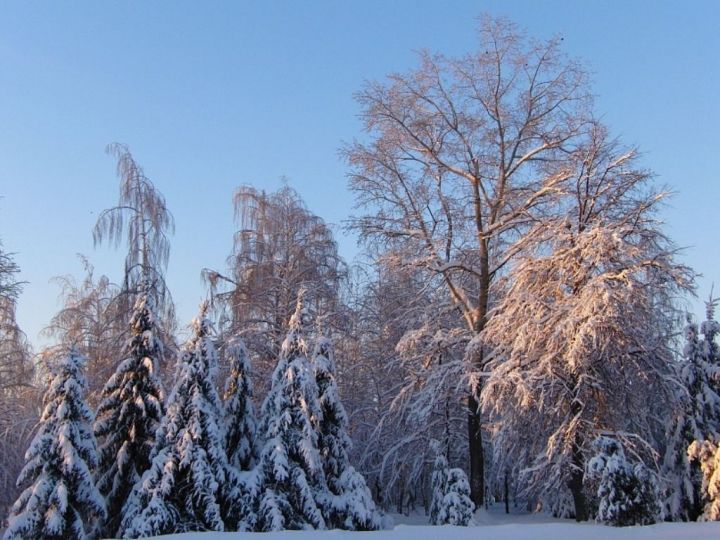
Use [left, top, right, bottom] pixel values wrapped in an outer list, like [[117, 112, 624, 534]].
[[0, 241, 37, 517], [204, 185, 347, 389], [43, 256, 126, 406], [344, 16, 591, 504], [94, 143, 175, 326]]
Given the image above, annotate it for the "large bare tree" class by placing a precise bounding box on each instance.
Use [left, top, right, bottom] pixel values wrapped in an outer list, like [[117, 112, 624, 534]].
[[344, 16, 591, 504]]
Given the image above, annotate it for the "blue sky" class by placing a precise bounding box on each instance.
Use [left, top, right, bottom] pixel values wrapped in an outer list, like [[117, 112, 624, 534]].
[[0, 1, 718, 344]]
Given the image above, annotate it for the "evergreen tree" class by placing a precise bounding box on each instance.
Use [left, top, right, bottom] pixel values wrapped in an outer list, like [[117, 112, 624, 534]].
[[313, 334, 381, 530], [93, 291, 165, 537], [688, 439, 720, 521], [662, 312, 720, 520], [587, 436, 659, 526], [429, 442, 474, 526], [223, 336, 257, 471], [119, 302, 237, 537], [4, 348, 105, 540], [253, 294, 326, 531]]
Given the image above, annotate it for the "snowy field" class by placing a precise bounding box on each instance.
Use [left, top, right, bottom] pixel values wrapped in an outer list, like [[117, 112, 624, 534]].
[[151, 507, 720, 540]]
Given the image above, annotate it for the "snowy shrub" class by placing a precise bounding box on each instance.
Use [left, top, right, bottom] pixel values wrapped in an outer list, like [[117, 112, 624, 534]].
[[3, 348, 105, 540], [687, 439, 720, 521], [429, 444, 474, 526], [586, 436, 659, 526]]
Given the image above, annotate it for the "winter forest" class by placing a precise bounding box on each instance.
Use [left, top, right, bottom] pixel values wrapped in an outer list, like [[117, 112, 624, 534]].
[[1, 14, 720, 540]]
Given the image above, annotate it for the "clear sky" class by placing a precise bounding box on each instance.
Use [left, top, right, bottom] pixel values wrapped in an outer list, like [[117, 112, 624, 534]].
[[1, 0, 718, 345]]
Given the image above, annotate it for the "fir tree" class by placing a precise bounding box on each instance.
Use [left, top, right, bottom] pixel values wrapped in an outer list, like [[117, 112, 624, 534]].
[[313, 334, 381, 530], [429, 442, 474, 526], [662, 311, 720, 520], [119, 302, 238, 537], [223, 336, 257, 471], [253, 294, 326, 531], [4, 348, 105, 540], [587, 436, 659, 526], [93, 291, 165, 537]]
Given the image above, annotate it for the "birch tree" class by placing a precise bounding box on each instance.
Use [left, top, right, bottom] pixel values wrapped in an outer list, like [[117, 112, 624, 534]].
[[204, 185, 347, 394], [344, 16, 591, 504], [94, 143, 175, 333], [0, 242, 36, 517]]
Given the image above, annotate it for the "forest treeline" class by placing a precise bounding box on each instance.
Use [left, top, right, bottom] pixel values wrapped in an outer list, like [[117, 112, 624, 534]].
[[1, 15, 719, 538]]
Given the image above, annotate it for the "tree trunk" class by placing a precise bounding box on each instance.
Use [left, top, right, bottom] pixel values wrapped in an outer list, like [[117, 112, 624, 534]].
[[468, 392, 484, 507], [504, 469, 510, 514], [567, 429, 588, 521]]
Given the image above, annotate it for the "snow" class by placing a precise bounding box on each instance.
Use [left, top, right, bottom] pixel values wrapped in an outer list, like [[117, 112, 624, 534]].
[[143, 511, 720, 540]]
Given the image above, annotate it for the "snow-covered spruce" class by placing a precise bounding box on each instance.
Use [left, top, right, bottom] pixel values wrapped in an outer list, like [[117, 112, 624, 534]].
[[586, 436, 659, 526], [93, 291, 165, 537], [688, 439, 720, 521], [119, 302, 240, 537], [223, 336, 257, 471], [253, 294, 326, 531], [662, 309, 720, 521], [429, 443, 474, 526], [313, 335, 381, 530], [3, 348, 105, 540]]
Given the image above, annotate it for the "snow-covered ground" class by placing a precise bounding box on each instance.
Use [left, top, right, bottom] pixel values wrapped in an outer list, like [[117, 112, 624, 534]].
[[153, 505, 720, 540]]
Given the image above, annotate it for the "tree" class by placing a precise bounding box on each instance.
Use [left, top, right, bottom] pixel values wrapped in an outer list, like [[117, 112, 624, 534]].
[[586, 436, 659, 526], [119, 303, 237, 536], [663, 310, 720, 520], [93, 143, 176, 337], [344, 16, 591, 504], [253, 294, 326, 531], [688, 439, 720, 521], [429, 441, 475, 526], [481, 124, 692, 520], [0, 241, 36, 517], [93, 289, 166, 538], [3, 348, 105, 540], [203, 185, 347, 393], [313, 333, 381, 530], [223, 336, 257, 471], [44, 257, 126, 406]]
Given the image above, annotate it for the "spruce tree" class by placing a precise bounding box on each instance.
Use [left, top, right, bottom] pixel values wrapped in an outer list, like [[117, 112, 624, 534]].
[[429, 442, 474, 526], [313, 334, 381, 530], [587, 436, 659, 526], [119, 302, 237, 537], [93, 291, 165, 537], [662, 312, 720, 520], [4, 348, 105, 540], [254, 294, 326, 531], [223, 336, 257, 471]]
